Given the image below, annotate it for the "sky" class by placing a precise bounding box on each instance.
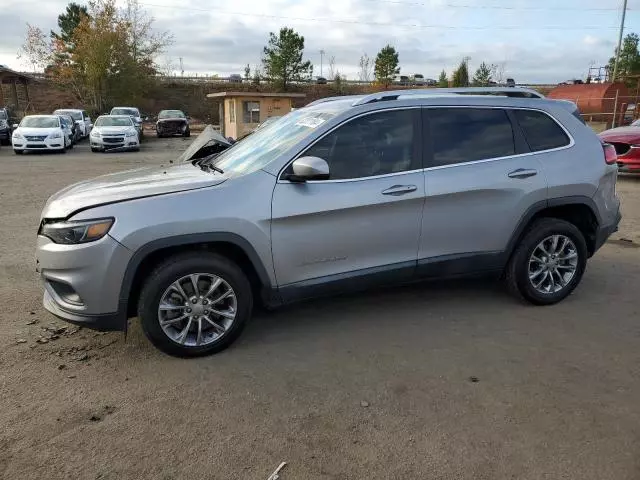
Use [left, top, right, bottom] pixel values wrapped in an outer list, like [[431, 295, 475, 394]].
[[1, 0, 638, 84]]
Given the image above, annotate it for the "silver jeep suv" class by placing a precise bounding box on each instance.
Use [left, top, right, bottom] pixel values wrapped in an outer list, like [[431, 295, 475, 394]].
[[36, 88, 621, 357]]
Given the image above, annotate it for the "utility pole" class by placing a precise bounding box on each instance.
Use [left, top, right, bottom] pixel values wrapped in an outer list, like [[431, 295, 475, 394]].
[[612, 0, 628, 82], [179, 57, 184, 77], [319, 50, 325, 77]]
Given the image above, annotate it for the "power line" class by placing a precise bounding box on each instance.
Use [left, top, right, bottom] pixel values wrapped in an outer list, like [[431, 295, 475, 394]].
[[138, 3, 622, 30], [357, 0, 630, 11]]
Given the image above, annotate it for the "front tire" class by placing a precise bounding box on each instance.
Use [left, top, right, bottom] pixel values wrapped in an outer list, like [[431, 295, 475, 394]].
[[13, 149, 23, 155], [184, 128, 191, 138], [505, 218, 587, 305], [138, 252, 253, 357]]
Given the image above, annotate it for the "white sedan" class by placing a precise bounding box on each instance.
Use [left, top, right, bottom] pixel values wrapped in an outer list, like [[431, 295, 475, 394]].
[[12, 115, 72, 154], [90, 115, 140, 152]]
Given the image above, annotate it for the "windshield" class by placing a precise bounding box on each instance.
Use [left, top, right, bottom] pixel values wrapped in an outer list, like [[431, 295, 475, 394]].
[[95, 116, 133, 127], [207, 108, 336, 175], [20, 116, 59, 128], [159, 110, 185, 119], [54, 110, 82, 120], [111, 108, 138, 116]]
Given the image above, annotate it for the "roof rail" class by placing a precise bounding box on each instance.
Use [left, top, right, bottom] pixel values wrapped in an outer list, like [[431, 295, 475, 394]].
[[352, 87, 545, 106], [306, 95, 363, 107]]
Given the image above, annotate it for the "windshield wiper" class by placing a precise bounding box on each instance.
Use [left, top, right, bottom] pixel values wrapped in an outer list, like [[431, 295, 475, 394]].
[[196, 160, 224, 174]]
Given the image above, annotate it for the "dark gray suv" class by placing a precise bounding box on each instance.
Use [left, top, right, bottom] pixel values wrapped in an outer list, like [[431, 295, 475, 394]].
[[36, 88, 621, 357]]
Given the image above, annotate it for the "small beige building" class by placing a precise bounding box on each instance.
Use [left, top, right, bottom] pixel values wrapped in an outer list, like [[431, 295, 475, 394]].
[[207, 91, 306, 139]]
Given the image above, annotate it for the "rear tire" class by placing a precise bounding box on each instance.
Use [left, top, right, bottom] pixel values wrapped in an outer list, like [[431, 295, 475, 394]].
[[138, 252, 253, 357], [505, 218, 587, 305]]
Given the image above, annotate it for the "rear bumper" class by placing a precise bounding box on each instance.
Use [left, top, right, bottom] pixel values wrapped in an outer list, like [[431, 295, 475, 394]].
[[594, 211, 622, 253]]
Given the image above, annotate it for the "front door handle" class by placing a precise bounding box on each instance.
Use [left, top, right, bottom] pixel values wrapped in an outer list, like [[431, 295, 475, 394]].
[[382, 185, 418, 196], [508, 168, 538, 179]]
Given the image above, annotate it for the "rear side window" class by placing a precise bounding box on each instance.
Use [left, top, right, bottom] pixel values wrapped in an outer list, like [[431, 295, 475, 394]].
[[514, 110, 570, 152], [427, 108, 515, 166]]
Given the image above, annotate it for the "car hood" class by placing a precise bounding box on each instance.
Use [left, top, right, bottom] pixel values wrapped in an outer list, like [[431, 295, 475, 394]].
[[599, 126, 640, 143], [177, 125, 232, 162], [16, 127, 59, 136], [94, 126, 136, 135], [43, 163, 228, 219], [157, 117, 187, 123]]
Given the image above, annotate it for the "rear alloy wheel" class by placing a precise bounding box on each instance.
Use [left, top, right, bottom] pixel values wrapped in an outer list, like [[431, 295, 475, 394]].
[[505, 218, 587, 305], [138, 253, 253, 357]]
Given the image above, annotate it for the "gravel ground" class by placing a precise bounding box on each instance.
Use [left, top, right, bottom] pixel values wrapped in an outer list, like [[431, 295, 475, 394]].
[[0, 137, 639, 480]]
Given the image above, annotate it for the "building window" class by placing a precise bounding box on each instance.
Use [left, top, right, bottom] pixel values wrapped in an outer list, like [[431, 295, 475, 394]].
[[229, 100, 235, 123], [243, 101, 260, 123]]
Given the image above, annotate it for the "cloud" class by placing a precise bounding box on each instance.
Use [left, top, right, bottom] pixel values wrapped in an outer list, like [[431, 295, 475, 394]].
[[0, 0, 620, 83]]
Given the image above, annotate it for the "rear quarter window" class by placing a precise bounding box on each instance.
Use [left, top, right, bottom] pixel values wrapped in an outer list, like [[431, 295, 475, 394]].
[[514, 110, 570, 152]]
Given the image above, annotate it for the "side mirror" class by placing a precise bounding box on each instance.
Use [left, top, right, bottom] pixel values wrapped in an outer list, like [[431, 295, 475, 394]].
[[12, 123, 18, 129], [144, 116, 149, 121], [284, 156, 330, 182]]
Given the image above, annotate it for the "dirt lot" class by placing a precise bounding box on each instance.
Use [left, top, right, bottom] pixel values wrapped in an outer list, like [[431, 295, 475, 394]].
[[0, 137, 639, 480]]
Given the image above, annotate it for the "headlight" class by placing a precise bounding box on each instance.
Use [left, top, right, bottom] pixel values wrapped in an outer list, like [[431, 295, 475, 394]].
[[125, 130, 137, 137], [13, 132, 24, 139], [0, 119, 7, 128], [91, 130, 102, 137], [40, 218, 114, 244], [49, 131, 62, 139]]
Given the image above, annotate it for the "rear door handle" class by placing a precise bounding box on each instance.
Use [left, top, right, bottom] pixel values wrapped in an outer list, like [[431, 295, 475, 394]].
[[382, 185, 418, 196], [508, 168, 538, 179]]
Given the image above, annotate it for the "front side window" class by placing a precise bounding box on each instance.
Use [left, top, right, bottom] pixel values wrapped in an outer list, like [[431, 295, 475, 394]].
[[514, 109, 570, 152], [428, 108, 515, 166], [302, 109, 418, 180], [243, 101, 260, 123]]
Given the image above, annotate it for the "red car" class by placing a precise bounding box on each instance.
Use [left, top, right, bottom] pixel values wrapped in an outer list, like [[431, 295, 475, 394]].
[[599, 120, 640, 173]]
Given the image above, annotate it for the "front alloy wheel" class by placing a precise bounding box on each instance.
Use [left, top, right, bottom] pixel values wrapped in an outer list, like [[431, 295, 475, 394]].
[[158, 273, 237, 347], [138, 252, 253, 357]]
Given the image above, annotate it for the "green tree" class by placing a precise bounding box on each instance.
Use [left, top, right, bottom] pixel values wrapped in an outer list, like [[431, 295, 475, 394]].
[[451, 58, 469, 87], [51, 2, 89, 46], [262, 27, 312, 90], [608, 33, 640, 81], [374, 44, 399, 87], [472, 61, 493, 86], [438, 69, 448, 87]]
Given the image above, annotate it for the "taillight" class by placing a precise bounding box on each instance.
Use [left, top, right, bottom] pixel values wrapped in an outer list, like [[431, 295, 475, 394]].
[[603, 143, 617, 165]]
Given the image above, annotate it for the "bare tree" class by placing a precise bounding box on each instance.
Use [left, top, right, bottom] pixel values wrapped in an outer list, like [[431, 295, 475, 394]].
[[492, 62, 506, 85], [358, 53, 372, 82], [328, 55, 336, 80], [160, 56, 176, 76], [19, 24, 52, 72]]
